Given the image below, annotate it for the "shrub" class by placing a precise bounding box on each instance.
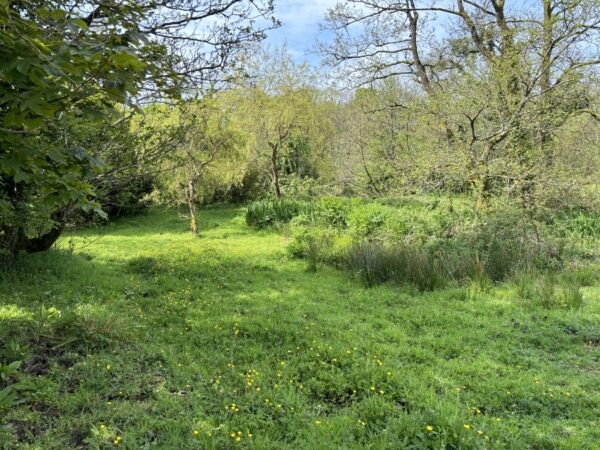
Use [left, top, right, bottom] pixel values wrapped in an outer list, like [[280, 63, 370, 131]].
[[316, 197, 363, 228], [284, 196, 579, 292], [245, 199, 314, 229], [347, 203, 393, 236], [472, 207, 567, 280], [288, 221, 353, 268]]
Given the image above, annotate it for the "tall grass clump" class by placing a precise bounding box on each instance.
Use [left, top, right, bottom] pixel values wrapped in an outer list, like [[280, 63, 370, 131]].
[[245, 198, 314, 229], [514, 272, 584, 310], [342, 242, 448, 291], [284, 196, 583, 292]]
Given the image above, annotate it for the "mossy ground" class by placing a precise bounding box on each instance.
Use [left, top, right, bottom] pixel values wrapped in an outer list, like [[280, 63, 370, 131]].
[[1, 206, 599, 449]]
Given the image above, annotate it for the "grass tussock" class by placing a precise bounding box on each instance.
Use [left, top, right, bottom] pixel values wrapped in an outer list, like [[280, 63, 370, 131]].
[[342, 242, 447, 291], [514, 273, 585, 310]]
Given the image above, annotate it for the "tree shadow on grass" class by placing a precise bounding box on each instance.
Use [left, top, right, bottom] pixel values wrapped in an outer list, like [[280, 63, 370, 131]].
[[65, 206, 248, 239]]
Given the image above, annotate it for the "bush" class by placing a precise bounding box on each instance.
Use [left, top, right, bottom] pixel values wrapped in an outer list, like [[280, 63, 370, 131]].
[[287, 221, 353, 268], [245, 199, 314, 229], [284, 196, 583, 292], [472, 207, 567, 279], [316, 196, 363, 228], [347, 203, 393, 236]]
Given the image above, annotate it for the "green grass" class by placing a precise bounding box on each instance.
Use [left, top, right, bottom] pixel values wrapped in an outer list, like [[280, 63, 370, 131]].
[[1, 206, 599, 449]]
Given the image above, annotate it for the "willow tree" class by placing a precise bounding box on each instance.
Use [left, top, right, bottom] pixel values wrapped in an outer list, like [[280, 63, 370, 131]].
[[237, 50, 323, 198]]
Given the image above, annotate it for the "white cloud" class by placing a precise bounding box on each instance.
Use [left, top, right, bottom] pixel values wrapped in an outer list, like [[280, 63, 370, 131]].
[[264, 0, 339, 63]]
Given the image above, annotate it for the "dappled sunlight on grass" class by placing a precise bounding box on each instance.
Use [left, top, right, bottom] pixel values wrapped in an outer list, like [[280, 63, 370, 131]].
[[0, 207, 599, 449], [0, 304, 30, 320]]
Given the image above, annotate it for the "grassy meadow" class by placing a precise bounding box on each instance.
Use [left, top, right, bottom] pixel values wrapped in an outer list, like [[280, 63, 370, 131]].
[[1, 204, 599, 449]]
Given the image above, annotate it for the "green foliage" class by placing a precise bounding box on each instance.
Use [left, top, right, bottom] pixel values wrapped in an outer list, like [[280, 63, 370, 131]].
[[280, 175, 328, 201], [0, 1, 152, 220], [553, 209, 600, 239], [286, 196, 580, 292], [0, 0, 274, 262], [316, 196, 363, 228], [245, 198, 314, 229], [0, 358, 23, 412], [347, 203, 393, 236]]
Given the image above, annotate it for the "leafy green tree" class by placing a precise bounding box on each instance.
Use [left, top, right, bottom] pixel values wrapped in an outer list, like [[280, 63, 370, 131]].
[[239, 49, 334, 198], [153, 98, 247, 235], [0, 0, 276, 265]]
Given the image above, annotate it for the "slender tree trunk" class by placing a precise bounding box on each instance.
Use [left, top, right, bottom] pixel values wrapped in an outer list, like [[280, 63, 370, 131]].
[[188, 200, 198, 235], [539, 0, 554, 168], [471, 173, 493, 213], [186, 178, 199, 235], [269, 143, 282, 198]]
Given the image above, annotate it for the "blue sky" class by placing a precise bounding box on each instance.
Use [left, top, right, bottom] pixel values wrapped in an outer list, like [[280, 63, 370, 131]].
[[263, 0, 339, 65]]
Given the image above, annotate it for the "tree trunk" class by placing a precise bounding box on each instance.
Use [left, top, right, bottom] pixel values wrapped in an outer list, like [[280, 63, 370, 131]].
[[1, 180, 68, 267], [19, 222, 66, 253], [269, 143, 282, 198], [1, 208, 69, 268], [188, 200, 198, 235], [539, 0, 554, 168], [473, 176, 492, 213], [186, 178, 199, 235], [0, 226, 20, 269]]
